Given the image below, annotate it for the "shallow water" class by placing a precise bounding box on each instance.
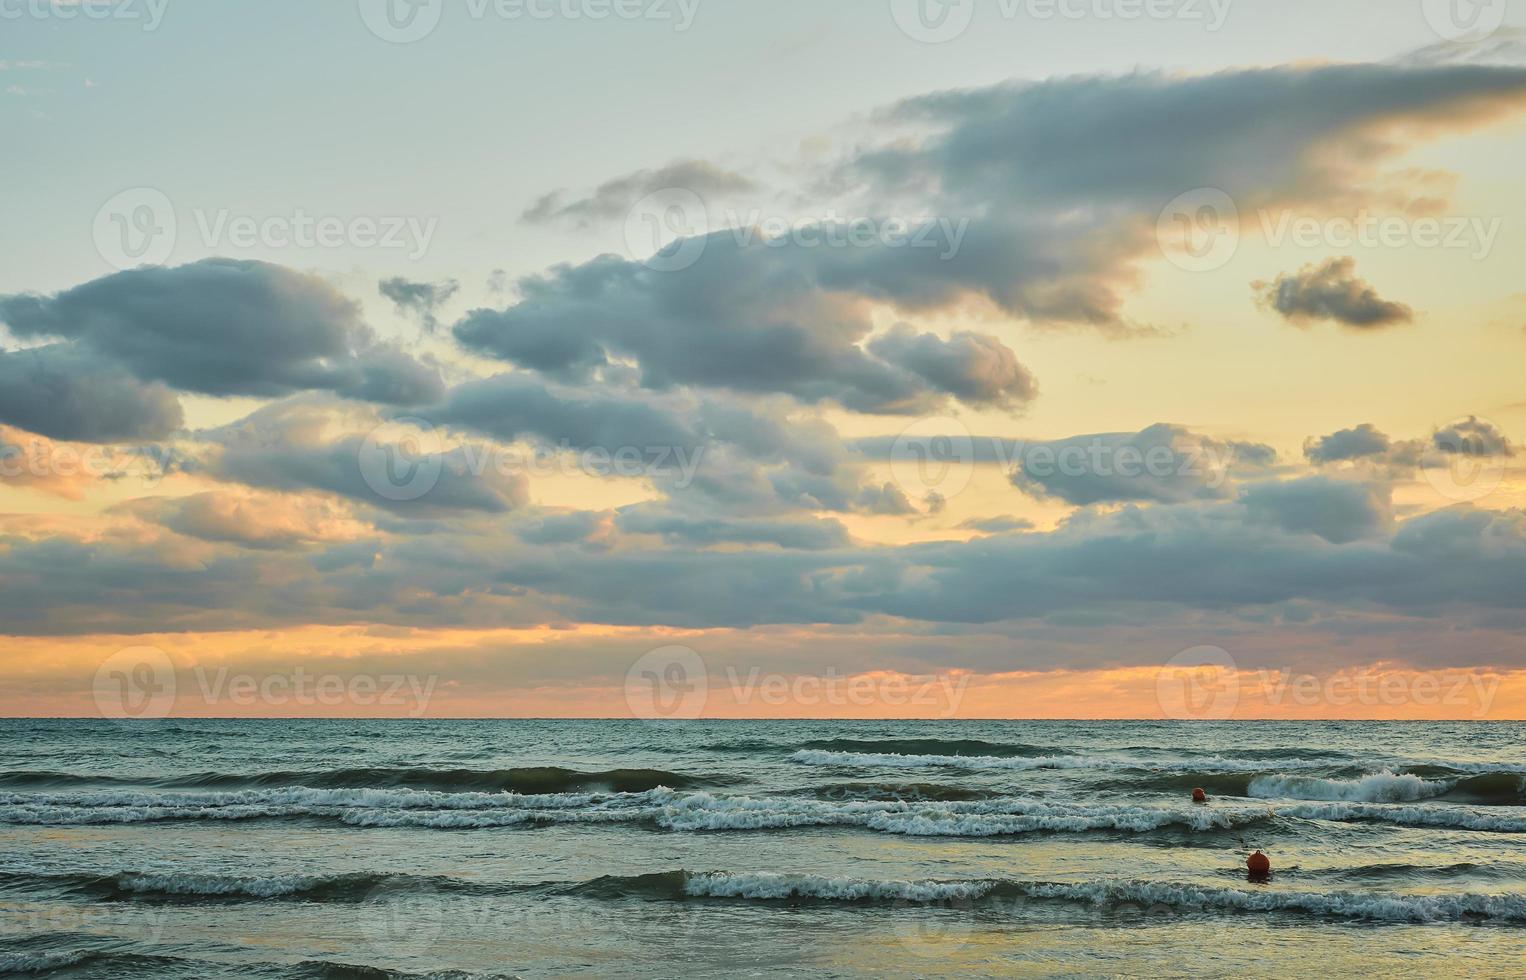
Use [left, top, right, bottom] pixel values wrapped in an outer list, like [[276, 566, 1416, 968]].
[[2, 719, 1524, 977]]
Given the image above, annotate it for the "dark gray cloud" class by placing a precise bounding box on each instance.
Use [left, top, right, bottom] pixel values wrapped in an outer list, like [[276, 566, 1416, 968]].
[[1007, 424, 1275, 505], [615, 504, 852, 550], [5, 481, 1523, 645], [959, 515, 1035, 534], [0, 345, 183, 442], [426, 373, 702, 453], [1304, 422, 1393, 463], [522, 159, 755, 226], [1253, 257, 1414, 328], [1239, 476, 1392, 544], [205, 400, 527, 516], [866, 325, 1037, 409], [453, 244, 1032, 414], [0, 259, 443, 409], [379, 276, 460, 333], [1433, 416, 1513, 457]]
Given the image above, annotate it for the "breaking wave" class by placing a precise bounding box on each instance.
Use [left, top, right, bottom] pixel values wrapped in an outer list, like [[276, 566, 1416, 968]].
[[560, 870, 1526, 923]]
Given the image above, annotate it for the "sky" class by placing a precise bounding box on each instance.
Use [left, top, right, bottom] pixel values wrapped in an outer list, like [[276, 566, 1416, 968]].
[[2, 0, 1525, 719]]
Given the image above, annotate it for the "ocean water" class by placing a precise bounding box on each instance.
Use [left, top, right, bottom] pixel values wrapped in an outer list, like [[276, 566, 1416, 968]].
[[2, 719, 1524, 978]]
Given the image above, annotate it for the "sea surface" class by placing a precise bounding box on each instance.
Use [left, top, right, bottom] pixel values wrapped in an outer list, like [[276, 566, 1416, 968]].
[[2, 719, 1524, 978]]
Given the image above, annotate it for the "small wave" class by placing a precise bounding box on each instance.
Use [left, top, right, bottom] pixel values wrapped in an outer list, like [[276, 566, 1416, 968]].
[[788, 749, 1334, 773], [562, 870, 1526, 923], [0, 869, 476, 902], [1442, 772, 1526, 806], [336, 790, 1271, 837], [0, 766, 715, 795], [1281, 801, 1526, 832], [1248, 771, 1449, 803], [797, 738, 1057, 759], [806, 782, 996, 803]]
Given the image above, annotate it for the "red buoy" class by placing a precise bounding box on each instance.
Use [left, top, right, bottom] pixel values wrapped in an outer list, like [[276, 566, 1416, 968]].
[[1191, 787, 1207, 803], [1247, 850, 1271, 879]]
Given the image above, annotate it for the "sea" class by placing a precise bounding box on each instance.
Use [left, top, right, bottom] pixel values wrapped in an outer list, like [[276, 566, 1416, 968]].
[[2, 719, 1524, 978]]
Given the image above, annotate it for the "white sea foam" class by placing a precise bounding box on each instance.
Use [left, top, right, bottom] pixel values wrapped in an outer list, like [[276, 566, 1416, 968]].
[[1280, 801, 1526, 833], [1248, 770, 1450, 803], [1011, 879, 1526, 923], [787, 749, 1334, 773], [682, 871, 996, 902], [674, 872, 1526, 922]]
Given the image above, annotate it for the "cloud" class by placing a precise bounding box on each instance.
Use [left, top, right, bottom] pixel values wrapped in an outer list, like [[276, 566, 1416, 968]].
[[123, 490, 368, 550], [205, 399, 528, 516], [426, 373, 702, 454], [1253, 257, 1414, 328], [1007, 423, 1275, 505], [1433, 415, 1514, 457], [1304, 422, 1394, 463], [866, 325, 1037, 410], [0, 259, 444, 410], [959, 515, 1035, 534], [379, 276, 460, 333], [615, 504, 852, 550], [0, 345, 182, 442], [522, 159, 755, 226], [453, 246, 1038, 415], [1239, 476, 1393, 544]]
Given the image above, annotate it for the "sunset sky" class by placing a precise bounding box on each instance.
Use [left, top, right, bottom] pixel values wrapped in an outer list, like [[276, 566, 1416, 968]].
[[3, 0, 1525, 718]]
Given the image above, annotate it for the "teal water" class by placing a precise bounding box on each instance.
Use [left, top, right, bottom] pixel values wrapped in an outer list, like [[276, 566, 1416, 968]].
[[2, 719, 1524, 978]]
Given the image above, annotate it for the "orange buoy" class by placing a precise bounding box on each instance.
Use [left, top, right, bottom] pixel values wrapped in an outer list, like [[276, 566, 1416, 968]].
[[1246, 850, 1271, 879], [1191, 787, 1207, 803]]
